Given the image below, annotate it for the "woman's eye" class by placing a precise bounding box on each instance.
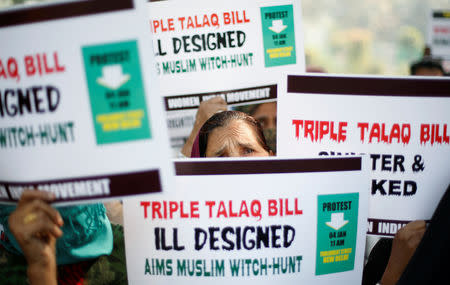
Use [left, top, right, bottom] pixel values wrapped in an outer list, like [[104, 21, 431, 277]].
[[243, 147, 254, 155]]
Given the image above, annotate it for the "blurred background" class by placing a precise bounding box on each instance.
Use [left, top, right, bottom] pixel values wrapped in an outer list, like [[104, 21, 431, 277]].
[[302, 0, 450, 75], [2, 0, 450, 75]]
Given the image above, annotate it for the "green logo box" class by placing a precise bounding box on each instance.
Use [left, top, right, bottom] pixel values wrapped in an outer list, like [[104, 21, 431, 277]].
[[260, 4, 297, 67], [316, 193, 359, 275], [82, 40, 151, 145]]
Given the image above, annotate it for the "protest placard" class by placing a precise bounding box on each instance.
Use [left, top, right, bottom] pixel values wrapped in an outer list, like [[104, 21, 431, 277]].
[[429, 10, 450, 60], [277, 74, 450, 236], [0, 0, 174, 205], [148, 0, 305, 155], [123, 157, 369, 284]]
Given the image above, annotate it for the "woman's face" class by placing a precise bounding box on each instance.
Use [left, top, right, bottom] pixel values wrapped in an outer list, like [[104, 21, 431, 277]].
[[205, 120, 270, 157]]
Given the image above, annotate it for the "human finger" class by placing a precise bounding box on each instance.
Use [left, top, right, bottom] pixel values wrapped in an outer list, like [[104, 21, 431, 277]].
[[23, 212, 63, 239], [405, 220, 426, 231], [408, 223, 426, 248], [28, 199, 63, 227], [199, 98, 226, 112], [396, 220, 425, 239], [205, 96, 226, 105], [18, 190, 55, 206], [10, 210, 63, 245], [393, 221, 425, 255], [214, 103, 228, 111], [395, 221, 425, 245], [15, 199, 63, 227]]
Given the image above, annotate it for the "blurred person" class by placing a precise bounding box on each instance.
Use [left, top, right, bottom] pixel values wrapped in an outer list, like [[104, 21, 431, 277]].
[[248, 102, 277, 154], [363, 184, 450, 285], [306, 66, 327, 73], [249, 102, 277, 130], [6, 191, 62, 285], [182, 97, 278, 156], [378, 221, 426, 285], [192, 110, 272, 158], [395, 184, 450, 284], [363, 221, 426, 285], [410, 59, 445, 76]]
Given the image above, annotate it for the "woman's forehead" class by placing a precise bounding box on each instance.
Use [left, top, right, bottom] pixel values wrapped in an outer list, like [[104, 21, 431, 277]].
[[207, 120, 261, 150], [206, 119, 267, 157], [211, 119, 257, 139]]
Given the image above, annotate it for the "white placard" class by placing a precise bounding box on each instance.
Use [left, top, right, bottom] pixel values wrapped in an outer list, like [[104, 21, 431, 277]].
[[0, 0, 174, 205], [429, 10, 450, 60], [124, 157, 368, 284], [148, 0, 305, 154], [277, 74, 450, 236]]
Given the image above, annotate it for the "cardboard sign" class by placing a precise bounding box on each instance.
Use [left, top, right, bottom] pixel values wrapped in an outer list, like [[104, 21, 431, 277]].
[[148, 0, 305, 154], [429, 10, 450, 60], [0, 0, 174, 205], [277, 74, 450, 236], [123, 157, 369, 284]]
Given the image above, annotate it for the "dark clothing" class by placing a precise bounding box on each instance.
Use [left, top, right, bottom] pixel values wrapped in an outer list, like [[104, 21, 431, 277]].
[[362, 184, 450, 285], [362, 238, 393, 285], [397, 184, 450, 284]]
